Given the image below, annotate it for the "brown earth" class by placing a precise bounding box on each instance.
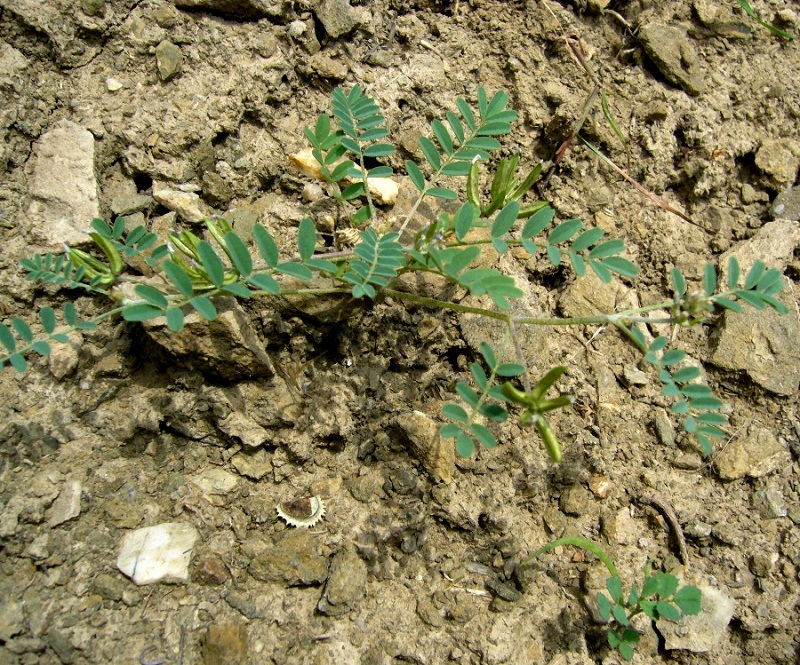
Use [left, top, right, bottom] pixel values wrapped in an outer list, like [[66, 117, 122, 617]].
[[0, 1, 799, 664]]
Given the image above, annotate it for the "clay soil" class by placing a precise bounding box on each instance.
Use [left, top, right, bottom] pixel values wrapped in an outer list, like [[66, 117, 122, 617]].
[[0, 1, 799, 664]]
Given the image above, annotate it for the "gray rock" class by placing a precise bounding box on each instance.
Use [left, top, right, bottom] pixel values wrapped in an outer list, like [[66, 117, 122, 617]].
[[189, 468, 239, 505], [711, 222, 800, 396], [315, 0, 363, 38], [143, 297, 274, 380], [155, 40, 183, 82], [28, 119, 100, 247], [752, 486, 787, 519], [638, 23, 705, 96], [771, 186, 800, 221], [558, 270, 622, 317], [47, 480, 82, 527], [661, 583, 734, 653], [110, 193, 152, 217], [715, 425, 789, 480], [318, 544, 367, 615], [249, 530, 329, 586], [0, 40, 29, 90], [173, 0, 281, 19]]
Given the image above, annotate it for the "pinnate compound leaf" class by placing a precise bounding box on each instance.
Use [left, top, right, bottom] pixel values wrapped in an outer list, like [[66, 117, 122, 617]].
[[727, 256, 740, 288], [596, 593, 613, 620], [601, 256, 638, 278], [406, 160, 426, 191], [221, 283, 252, 298], [455, 432, 475, 457], [456, 382, 479, 407], [455, 203, 478, 241], [490, 202, 520, 238], [443, 403, 468, 423], [704, 263, 717, 295], [419, 136, 441, 171], [9, 353, 27, 372], [549, 219, 582, 245], [162, 260, 194, 297], [656, 602, 682, 622], [470, 423, 496, 448], [39, 307, 56, 334], [427, 187, 458, 200], [672, 366, 701, 382], [522, 205, 555, 238], [440, 423, 462, 438], [123, 303, 164, 322], [31, 340, 51, 356], [134, 284, 169, 309], [606, 576, 624, 603], [247, 273, 280, 294], [0, 324, 15, 352]]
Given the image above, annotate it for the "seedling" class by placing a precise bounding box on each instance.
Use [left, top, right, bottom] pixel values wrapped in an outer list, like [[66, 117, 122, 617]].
[[522, 537, 702, 661]]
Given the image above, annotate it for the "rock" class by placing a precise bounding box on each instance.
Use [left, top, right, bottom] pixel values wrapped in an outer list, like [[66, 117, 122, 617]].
[[396, 410, 454, 484], [318, 544, 368, 615], [638, 23, 705, 96], [715, 425, 790, 480], [558, 271, 623, 317], [315, 0, 363, 38], [249, 530, 329, 586], [0, 41, 29, 90], [193, 555, 230, 585], [754, 139, 800, 187], [752, 486, 787, 519], [711, 221, 800, 395], [155, 40, 183, 81], [144, 297, 274, 380], [92, 572, 125, 601], [173, 0, 279, 19], [202, 624, 248, 665], [110, 193, 152, 217], [661, 583, 734, 653], [559, 484, 593, 516], [231, 448, 272, 480], [218, 411, 270, 448], [27, 119, 100, 247], [189, 468, 239, 506], [302, 52, 349, 80], [117, 523, 199, 585], [47, 480, 82, 527], [0, 601, 25, 642], [771, 185, 800, 221], [152, 181, 214, 223]]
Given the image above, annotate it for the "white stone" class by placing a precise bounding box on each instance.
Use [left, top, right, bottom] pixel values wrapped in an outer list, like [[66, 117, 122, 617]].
[[117, 523, 198, 585], [48, 480, 82, 526], [28, 119, 100, 247]]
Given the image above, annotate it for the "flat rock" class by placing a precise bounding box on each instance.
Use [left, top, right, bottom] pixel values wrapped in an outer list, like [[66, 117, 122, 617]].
[[117, 523, 199, 585], [715, 425, 789, 480], [638, 23, 705, 96], [755, 139, 800, 187], [711, 221, 800, 395], [249, 530, 329, 586], [152, 181, 213, 224], [27, 119, 100, 247], [47, 480, 82, 527], [189, 468, 239, 506], [771, 185, 800, 221], [0, 40, 29, 90], [661, 583, 734, 652], [315, 0, 363, 38], [144, 297, 274, 380], [231, 448, 272, 480], [218, 411, 270, 448]]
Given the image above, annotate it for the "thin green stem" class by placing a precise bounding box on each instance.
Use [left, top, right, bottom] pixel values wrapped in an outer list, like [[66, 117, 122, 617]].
[[520, 537, 619, 578]]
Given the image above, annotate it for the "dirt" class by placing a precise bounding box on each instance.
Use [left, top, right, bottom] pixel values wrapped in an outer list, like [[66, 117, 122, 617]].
[[1, 0, 799, 664]]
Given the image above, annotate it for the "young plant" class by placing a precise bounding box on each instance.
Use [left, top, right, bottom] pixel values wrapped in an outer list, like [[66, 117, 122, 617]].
[[522, 537, 702, 661], [0, 86, 789, 465]]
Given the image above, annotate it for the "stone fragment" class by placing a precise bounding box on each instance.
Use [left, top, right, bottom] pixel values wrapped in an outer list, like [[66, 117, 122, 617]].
[[560, 484, 593, 516], [638, 23, 705, 96], [110, 193, 152, 216], [47, 480, 82, 527], [218, 411, 270, 448], [396, 410, 454, 484], [558, 271, 622, 317], [189, 468, 239, 505], [28, 119, 99, 247], [92, 572, 125, 601], [0, 41, 29, 90], [661, 584, 734, 652], [231, 448, 272, 480], [711, 222, 800, 395], [194, 555, 230, 585], [754, 139, 800, 187], [302, 52, 349, 80], [202, 623, 248, 665], [143, 297, 274, 380], [752, 486, 787, 519], [249, 530, 329, 586], [318, 544, 367, 615], [117, 523, 199, 585], [155, 41, 182, 81], [0, 601, 25, 642], [152, 181, 213, 223], [715, 426, 789, 480], [315, 0, 362, 38]]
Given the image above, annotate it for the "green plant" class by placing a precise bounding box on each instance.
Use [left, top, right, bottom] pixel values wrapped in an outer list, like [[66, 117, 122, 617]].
[[522, 537, 702, 661], [0, 86, 788, 462]]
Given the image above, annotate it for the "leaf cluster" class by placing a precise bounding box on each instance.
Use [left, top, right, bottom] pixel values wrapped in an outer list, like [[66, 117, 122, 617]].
[[597, 571, 701, 661]]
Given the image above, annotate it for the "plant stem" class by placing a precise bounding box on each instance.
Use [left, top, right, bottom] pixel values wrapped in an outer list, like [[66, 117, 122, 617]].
[[520, 536, 619, 578]]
